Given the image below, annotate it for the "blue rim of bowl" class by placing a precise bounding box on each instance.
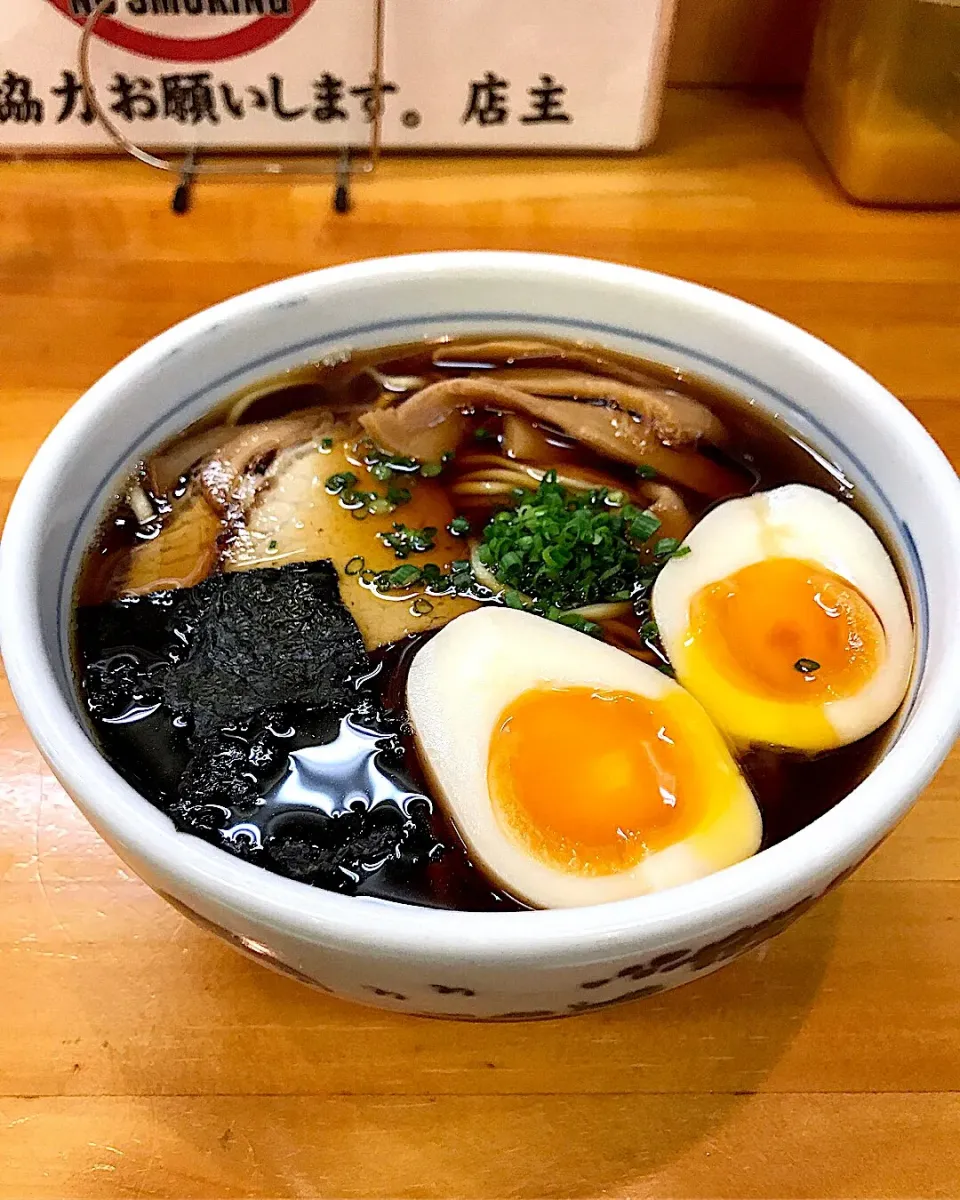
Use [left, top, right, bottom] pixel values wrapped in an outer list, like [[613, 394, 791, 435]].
[[57, 309, 928, 732]]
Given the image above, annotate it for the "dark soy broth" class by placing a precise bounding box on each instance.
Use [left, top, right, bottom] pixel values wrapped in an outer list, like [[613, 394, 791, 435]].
[[73, 335, 902, 910]]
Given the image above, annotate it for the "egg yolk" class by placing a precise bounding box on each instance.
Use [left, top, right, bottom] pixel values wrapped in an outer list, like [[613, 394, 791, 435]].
[[487, 686, 703, 875], [688, 557, 884, 703]]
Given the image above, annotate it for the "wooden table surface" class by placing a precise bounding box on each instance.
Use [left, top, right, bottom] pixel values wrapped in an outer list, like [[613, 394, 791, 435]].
[[2, 89, 959, 1200]]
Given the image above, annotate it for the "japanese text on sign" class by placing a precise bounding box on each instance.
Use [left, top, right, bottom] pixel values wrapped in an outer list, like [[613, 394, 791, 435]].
[[0, 67, 574, 127]]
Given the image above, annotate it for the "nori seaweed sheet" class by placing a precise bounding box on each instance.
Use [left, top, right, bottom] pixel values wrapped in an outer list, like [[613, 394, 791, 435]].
[[79, 560, 366, 725], [162, 561, 368, 737], [76, 560, 443, 897]]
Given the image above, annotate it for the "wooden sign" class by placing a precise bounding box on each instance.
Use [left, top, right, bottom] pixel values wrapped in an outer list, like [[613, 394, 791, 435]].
[[0, 0, 678, 151]]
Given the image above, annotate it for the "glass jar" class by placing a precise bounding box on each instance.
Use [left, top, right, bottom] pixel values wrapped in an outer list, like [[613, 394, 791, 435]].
[[804, 0, 960, 206]]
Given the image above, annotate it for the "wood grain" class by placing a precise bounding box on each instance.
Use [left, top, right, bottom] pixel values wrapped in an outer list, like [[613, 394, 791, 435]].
[[1, 89, 959, 1199]]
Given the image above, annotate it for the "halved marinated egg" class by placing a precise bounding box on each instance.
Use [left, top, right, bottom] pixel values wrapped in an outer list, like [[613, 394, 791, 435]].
[[652, 484, 913, 752], [406, 607, 761, 908]]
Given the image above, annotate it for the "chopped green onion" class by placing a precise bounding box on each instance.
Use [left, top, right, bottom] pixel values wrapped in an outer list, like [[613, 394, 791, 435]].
[[640, 620, 659, 640], [504, 590, 527, 610], [387, 454, 419, 472], [420, 461, 442, 478], [267, 539, 278, 552], [629, 510, 662, 543], [380, 524, 438, 558], [794, 657, 821, 674], [349, 489, 380, 508], [411, 597, 434, 617], [654, 537, 690, 559], [477, 473, 663, 610], [447, 515, 471, 536], [388, 564, 421, 587], [320, 437, 333, 451], [635, 464, 658, 479], [344, 556, 365, 576], [450, 565, 475, 593], [557, 612, 602, 638], [386, 484, 412, 507], [325, 471, 357, 495], [370, 462, 394, 482]]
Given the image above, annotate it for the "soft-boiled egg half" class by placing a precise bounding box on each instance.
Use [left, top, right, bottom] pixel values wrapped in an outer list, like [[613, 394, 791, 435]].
[[653, 484, 914, 752], [406, 607, 761, 908]]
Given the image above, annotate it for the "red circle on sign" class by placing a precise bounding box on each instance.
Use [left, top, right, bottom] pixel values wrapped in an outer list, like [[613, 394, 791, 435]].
[[46, 0, 317, 63]]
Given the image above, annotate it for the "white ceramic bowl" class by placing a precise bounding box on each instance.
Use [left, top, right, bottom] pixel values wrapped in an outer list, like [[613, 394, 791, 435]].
[[2, 252, 959, 1020]]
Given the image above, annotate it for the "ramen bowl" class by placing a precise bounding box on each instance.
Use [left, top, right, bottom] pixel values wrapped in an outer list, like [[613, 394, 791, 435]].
[[2, 252, 959, 1019]]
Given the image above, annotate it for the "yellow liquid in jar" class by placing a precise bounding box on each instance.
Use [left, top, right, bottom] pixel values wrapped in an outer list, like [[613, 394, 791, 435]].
[[805, 0, 960, 206]]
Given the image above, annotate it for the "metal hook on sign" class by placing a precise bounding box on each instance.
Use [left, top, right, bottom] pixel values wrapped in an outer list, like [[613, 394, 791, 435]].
[[334, 148, 352, 214], [78, 0, 387, 214], [172, 147, 198, 215]]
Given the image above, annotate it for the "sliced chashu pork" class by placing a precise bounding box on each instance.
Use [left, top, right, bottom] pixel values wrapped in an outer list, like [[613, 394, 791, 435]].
[[111, 411, 337, 601], [225, 439, 477, 650], [121, 490, 224, 597], [361, 379, 742, 497]]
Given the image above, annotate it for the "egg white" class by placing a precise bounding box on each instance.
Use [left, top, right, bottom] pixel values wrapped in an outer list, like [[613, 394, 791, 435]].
[[652, 484, 914, 750], [406, 607, 762, 908]]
